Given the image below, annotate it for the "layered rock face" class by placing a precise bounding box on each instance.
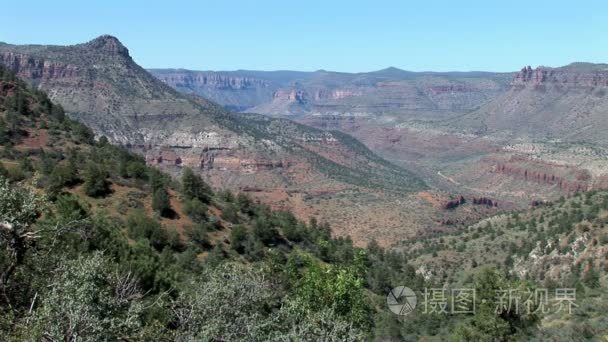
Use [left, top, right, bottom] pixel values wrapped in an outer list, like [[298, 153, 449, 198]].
[[0, 52, 83, 81], [513, 64, 608, 87], [0, 36, 213, 144], [494, 163, 589, 193], [154, 71, 269, 90], [455, 63, 608, 144], [0, 36, 425, 196], [151, 69, 277, 111], [153, 63, 608, 146], [149, 68, 512, 120]]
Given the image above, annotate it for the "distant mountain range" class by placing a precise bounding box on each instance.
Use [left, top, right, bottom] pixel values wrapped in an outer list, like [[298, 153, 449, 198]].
[[149, 67, 513, 121], [150, 62, 608, 144], [151, 60, 608, 214]]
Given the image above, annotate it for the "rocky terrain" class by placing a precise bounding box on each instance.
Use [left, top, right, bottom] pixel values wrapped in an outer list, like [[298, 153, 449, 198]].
[[0, 36, 444, 246], [6, 36, 608, 248], [151, 63, 608, 145], [153, 64, 608, 215], [149, 67, 512, 121], [452, 63, 608, 143]]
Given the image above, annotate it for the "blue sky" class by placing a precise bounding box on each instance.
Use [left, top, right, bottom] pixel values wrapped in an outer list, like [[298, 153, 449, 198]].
[[2, 0, 607, 72]]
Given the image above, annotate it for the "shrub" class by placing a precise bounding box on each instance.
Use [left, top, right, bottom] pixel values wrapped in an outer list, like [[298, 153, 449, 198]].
[[183, 198, 208, 223], [152, 188, 172, 218], [83, 163, 110, 198], [127, 211, 169, 251], [221, 203, 239, 223], [252, 219, 279, 246], [181, 168, 213, 203], [186, 224, 210, 248], [230, 225, 248, 253], [0, 163, 7, 178], [125, 161, 147, 179], [29, 254, 143, 341]]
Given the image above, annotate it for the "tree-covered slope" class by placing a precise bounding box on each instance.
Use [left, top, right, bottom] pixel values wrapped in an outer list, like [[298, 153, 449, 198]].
[[1, 65, 605, 340], [0, 66, 425, 340]]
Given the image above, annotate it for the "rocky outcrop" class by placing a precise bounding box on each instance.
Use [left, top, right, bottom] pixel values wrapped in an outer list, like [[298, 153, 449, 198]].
[[154, 71, 269, 90], [272, 89, 308, 104], [443, 195, 465, 209], [0, 36, 131, 84], [529, 200, 548, 207], [472, 197, 498, 207], [513, 65, 608, 88], [299, 132, 337, 144], [142, 145, 290, 173], [0, 52, 83, 82], [81, 35, 130, 57], [150, 68, 511, 118], [594, 175, 608, 190], [494, 163, 588, 193], [442, 195, 498, 210], [428, 84, 472, 94], [313, 89, 361, 100], [240, 186, 265, 192]]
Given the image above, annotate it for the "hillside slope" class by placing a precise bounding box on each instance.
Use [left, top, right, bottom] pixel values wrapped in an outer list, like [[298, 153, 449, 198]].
[[0, 35, 423, 190], [0, 36, 431, 245], [0, 66, 401, 340], [402, 190, 608, 338], [450, 63, 608, 144], [2, 65, 606, 341]]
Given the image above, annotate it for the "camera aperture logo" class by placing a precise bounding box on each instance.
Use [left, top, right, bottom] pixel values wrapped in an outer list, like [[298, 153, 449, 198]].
[[387, 286, 417, 316]]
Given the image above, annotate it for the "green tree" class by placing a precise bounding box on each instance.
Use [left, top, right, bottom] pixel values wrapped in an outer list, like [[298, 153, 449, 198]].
[[152, 187, 172, 218], [148, 168, 166, 193], [126, 161, 147, 179], [236, 193, 253, 215], [181, 167, 213, 203], [221, 203, 240, 223], [582, 262, 600, 288], [183, 198, 208, 223], [55, 194, 89, 222], [82, 163, 110, 198], [230, 225, 248, 254], [0, 118, 10, 145], [252, 219, 279, 245], [290, 254, 369, 327], [206, 244, 225, 267], [0, 163, 7, 179], [451, 267, 537, 341], [46, 162, 80, 199], [0, 177, 45, 304], [29, 254, 143, 341], [126, 211, 169, 251], [70, 121, 95, 144], [186, 223, 209, 248]]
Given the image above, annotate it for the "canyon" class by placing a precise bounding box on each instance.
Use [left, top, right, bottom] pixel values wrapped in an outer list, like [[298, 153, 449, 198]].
[[152, 63, 608, 217], [0, 36, 441, 247], [3, 35, 608, 248]]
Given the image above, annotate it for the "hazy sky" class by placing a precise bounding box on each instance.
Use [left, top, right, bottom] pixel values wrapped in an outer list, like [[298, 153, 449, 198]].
[[2, 0, 607, 72]]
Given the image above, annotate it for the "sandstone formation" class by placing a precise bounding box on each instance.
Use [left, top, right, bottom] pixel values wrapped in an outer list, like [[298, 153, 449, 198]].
[[149, 68, 512, 120], [494, 163, 588, 193]]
